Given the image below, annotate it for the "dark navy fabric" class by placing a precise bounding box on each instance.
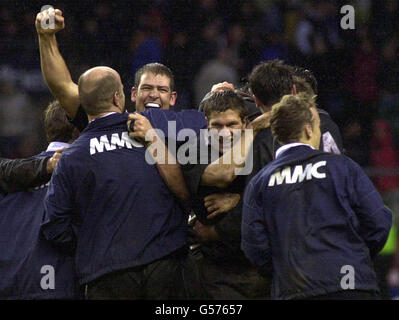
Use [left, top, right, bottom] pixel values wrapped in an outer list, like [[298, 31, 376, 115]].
[[0, 150, 79, 299], [141, 109, 207, 138], [242, 145, 392, 300], [0, 156, 51, 194], [42, 113, 189, 285], [70, 105, 206, 136]]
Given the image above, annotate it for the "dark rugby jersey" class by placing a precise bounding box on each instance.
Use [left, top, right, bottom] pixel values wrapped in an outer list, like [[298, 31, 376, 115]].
[[181, 132, 250, 265]]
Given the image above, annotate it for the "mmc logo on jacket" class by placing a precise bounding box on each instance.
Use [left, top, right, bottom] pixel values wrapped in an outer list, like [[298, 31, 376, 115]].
[[268, 161, 327, 186], [242, 145, 392, 300]]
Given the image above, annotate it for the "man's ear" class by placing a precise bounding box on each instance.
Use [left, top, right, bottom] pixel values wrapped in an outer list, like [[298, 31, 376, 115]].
[[169, 91, 177, 106], [292, 84, 297, 95], [253, 95, 263, 109], [305, 123, 313, 139], [113, 91, 119, 106], [131, 87, 137, 103]]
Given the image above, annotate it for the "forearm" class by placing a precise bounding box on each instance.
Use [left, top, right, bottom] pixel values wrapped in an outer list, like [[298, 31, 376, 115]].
[[201, 130, 255, 187], [148, 138, 190, 204], [0, 157, 51, 193], [38, 34, 79, 118]]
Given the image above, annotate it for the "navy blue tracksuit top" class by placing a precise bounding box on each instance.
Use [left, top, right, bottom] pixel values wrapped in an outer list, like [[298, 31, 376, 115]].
[[242, 145, 392, 300], [0, 149, 78, 299], [41, 112, 194, 285]]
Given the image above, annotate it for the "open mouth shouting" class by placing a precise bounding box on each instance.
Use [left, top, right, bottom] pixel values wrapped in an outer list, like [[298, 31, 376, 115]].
[[145, 102, 161, 108]]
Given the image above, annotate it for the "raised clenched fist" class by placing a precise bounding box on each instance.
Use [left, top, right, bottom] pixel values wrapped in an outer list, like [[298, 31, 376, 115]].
[[35, 7, 65, 36]]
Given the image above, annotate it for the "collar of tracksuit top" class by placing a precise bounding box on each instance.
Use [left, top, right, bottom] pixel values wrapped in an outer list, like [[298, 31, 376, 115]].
[[275, 142, 315, 159], [46, 142, 71, 152]]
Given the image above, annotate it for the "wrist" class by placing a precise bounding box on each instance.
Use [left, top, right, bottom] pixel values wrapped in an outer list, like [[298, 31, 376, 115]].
[[38, 33, 57, 42], [45, 156, 53, 174], [144, 134, 157, 148]]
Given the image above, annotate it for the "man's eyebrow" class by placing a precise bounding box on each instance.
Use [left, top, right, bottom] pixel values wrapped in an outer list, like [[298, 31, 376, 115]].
[[211, 120, 240, 126], [140, 84, 170, 90]]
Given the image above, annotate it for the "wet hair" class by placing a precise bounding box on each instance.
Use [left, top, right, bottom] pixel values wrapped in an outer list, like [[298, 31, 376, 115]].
[[292, 76, 315, 95], [44, 100, 75, 143], [270, 93, 317, 145], [248, 59, 294, 108], [290, 65, 318, 94], [202, 90, 248, 122], [134, 63, 175, 92]]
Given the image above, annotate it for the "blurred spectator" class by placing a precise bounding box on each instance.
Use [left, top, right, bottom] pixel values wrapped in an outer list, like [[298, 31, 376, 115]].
[[130, 28, 163, 77], [165, 32, 193, 109], [369, 120, 399, 192], [190, 20, 223, 76], [376, 39, 399, 118], [225, 24, 246, 74], [344, 31, 379, 164], [0, 81, 41, 158], [294, 8, 314, 56], [342, 120, 368, 166], [370, 0, 399, 48], [369, 119, 399, 299], [193, 47, 239, 107], [346, 33, 378, 105], [260, 32, 289, 62], [0, 0, 397, 176]]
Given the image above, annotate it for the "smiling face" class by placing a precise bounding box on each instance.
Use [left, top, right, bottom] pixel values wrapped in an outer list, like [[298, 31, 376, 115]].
[[207, 109, 245, 154], [131, 72, 177, 112]]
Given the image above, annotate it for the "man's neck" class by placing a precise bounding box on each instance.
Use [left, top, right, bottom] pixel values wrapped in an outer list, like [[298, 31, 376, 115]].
[[88, 110, 121, 123]]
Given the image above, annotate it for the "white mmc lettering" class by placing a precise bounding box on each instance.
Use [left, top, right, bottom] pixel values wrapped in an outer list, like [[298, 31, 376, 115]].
[[268, 161, 327, 186], [90, 131, 144, 155]]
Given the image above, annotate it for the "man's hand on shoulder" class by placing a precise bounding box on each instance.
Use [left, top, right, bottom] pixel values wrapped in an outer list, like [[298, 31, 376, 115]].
[[127, 113, 155, 146], [46, 147, 67, 174], [247, 112, 271, 133]]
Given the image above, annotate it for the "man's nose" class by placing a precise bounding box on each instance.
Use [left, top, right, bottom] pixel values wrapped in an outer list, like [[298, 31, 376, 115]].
[[219, 127, 231, 137], [149, 88, 160, 98]]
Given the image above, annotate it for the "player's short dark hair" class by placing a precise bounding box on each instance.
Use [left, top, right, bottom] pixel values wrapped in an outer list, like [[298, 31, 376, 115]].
[[290, 66, 318, 94], [134, 63, 175, 92], [248, 59, 294, 109], [44, 100, 75, 143], [292, 76, 315, 96], [270, 93, 317, 145], [202, 90, 248, 122]]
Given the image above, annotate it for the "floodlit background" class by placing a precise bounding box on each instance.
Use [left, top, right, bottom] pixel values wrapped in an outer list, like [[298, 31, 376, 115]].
[[1, 0, 399, 298]]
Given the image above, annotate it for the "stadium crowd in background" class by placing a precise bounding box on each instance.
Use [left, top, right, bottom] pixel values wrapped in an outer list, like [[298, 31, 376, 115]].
[[0, 0, 399, 299]]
